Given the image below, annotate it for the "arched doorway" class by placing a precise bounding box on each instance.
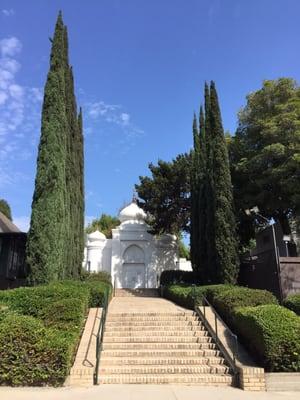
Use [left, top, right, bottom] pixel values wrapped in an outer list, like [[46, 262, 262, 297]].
[[122, 245, 145, 288]]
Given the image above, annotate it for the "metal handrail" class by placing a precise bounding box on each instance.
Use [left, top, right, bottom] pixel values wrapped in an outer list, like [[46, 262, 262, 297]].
[[191, 288, 239, 375], [93, 289, 109, 385]]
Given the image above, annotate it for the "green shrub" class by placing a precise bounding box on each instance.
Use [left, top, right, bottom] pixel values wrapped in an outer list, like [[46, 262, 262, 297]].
[[85, 281, 112, 307], [84, 271, 112, 284], [284, 293, 300, 316], [160, 270, 201, 286], [209, 286, 278, 327], [40, 297, 87, 332], [0, 283, 90, 321], [0, 313, 75, 386], [0, 280, 112, 386], [163, 284, 231, 309], [234, 305, 300, 371]]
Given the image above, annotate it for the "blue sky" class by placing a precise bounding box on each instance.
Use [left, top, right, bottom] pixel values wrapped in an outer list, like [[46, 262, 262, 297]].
[[1, 0, 300, 232]]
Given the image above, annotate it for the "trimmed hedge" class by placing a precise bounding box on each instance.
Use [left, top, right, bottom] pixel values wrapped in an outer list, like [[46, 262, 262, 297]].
[[0, 279, 112, 386], [160, 270, 202, 286], [0, 313, 75, 386], [208, 286, 278, 328], [284, 293, 300, 316], [234, 305, 300, 372], [163, 284, 232, 310]]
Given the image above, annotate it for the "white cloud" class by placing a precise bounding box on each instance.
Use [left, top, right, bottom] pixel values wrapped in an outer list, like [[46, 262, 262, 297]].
[[2, 9, 14, 17], [121, 112, 130, 125], [88, 101, 120, 118], [0, 36, 43, 186], [85, 100, 144, 151], [0, 37, 22, 57], [0, 91, 8, 105], [9, 83, 24, 100], [13, 216, 30, 232]]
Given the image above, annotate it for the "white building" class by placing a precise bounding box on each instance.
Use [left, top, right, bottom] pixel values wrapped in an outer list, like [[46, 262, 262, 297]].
[[83, 200, 192, 288]]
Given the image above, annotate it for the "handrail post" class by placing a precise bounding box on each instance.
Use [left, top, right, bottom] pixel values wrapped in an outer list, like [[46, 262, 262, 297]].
[[196, 295, 239, 377], [94, 288, 109, 385]]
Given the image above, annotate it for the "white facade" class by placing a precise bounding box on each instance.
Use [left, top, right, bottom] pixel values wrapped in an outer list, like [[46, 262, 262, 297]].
[[83, 201, 191, 288]]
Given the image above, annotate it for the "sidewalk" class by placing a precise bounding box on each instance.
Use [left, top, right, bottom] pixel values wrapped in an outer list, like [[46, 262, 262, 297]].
[[0, 385, 298, 400]]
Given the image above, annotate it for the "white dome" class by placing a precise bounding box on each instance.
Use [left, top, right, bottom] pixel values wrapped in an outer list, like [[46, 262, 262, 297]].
[[119, 202, 146, 222], [87, 230, 106, 241]]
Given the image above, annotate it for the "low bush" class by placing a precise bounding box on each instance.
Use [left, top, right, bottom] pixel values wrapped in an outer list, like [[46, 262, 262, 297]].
[[209, 286, 278, 327], [0, 279, 112, 386], [160, 270, 202, 286], [283, 293, 300, 316], [85, 280, 112, 307], [0, 282, 90, 321], [0, 313, 75, 386], [163, 284, 232, 309], [82, 271, 112, 284], [234, 305, 300, 371]]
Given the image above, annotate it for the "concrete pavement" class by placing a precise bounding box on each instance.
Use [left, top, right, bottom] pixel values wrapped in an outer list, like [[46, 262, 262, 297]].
[[0, 385, 299, 400]]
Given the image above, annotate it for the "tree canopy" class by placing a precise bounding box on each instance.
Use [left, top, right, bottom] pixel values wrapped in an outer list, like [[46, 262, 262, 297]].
[[0, 199, 12, 221], [135, 153, 191, 235], [85, 214, 120, 238], [229, 78, 300, 236]]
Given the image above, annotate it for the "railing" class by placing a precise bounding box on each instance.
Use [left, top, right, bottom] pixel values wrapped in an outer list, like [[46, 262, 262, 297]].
[[191, 286, 239, 375], [93, 289, 109, 385]]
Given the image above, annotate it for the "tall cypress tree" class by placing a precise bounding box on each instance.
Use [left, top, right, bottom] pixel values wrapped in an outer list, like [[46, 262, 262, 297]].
[[190, 113, 200, 269], [209, 81, 238, 283], [197, 106, 207, 279], [26, 12, 68, 284], [77, 107, 85, 276], [203, 83, 216, 282], [26, 13, 84, 284]]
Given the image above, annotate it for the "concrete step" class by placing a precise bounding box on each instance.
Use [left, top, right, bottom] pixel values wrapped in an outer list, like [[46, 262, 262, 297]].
[[100, 356, 225, 366], [107, 311, 194, 317], [103, 335, 211, 343], [105, 324, 205, 332], [106, 316, 198, 322], [114, 289, 160, 297], [105, 321, 204, 328], [102, 342, 217, 350], [101, 349, 221, 357], [99, 365, 230, 375], [104, 330, 209, 337], [98, 373, 233, 385]]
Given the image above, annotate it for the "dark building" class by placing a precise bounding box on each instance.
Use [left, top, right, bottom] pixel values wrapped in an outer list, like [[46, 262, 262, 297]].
[[0, 211, 28, 289], [239, 222, 300, 301]]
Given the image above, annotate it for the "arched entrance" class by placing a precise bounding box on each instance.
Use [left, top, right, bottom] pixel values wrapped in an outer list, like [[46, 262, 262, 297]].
[[122, 245, 145, 288]]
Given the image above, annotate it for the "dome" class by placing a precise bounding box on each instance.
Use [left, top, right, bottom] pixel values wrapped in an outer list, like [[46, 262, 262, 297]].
[[87, 230, 106, 242], [119, 201, 146, 222]]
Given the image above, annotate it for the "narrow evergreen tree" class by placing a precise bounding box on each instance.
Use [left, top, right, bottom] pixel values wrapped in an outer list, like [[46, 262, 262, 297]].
[[190, 113, 200, 269], [209, 81, 238, 283], [197, 106, 207, 280], [77, 107, 85, 275], [203, 83, 216, 282], [26, 13, 84, 284], [26, 12, 68, 284]]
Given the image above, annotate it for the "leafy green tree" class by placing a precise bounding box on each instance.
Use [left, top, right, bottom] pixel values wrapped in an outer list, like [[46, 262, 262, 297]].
[[178, 237, 190, 260], [136, 154, 191, 235], [0, 199, 12, 221], [86, 214, 120, 238], [230, 78, 300, 236]]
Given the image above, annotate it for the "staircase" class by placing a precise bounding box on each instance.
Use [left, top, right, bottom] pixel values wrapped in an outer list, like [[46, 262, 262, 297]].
[[98, 307, 234, 385], [114, 288, 160, 297]]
